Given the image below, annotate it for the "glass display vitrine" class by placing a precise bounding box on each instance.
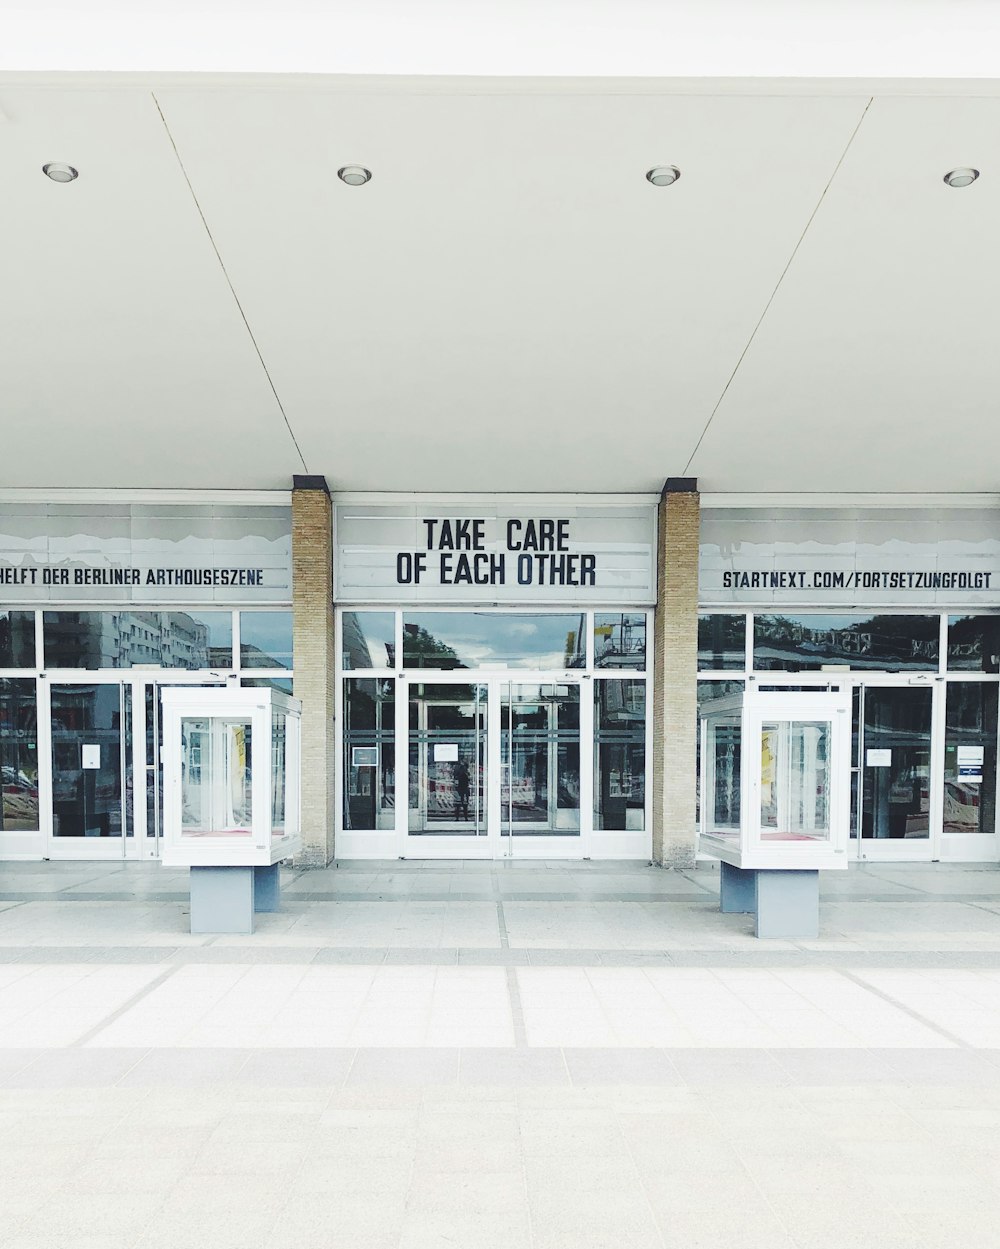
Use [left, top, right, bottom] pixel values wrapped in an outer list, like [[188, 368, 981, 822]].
[[159, 687, 301, 866], [700, 688, 850, 870]]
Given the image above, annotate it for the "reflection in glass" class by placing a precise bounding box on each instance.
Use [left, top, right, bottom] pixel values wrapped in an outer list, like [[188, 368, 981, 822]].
[[403, 613, 586, 669], [697, 681, 743, 828], [857, 686, 932, 840], [271, 710, 286, 834], [947, 616, 1000, 673], [759, 721, 830, 841], [343, 678, 395, 831], [594, 680, 645, 831], [0, 679, 39, 832], [594, 613, 646, 670], [0, 612, 35, 668], [342, 612, 395, 670], [51, 684, 123, 837], [180, 717, 252, 836], [44, 611, 232, 669], [698, 614, 746, 671], [240, 612, 293, 669], [943, 683, 998, 835], [242, 677, 294, 694], [408, 684, 487, 835], [754, 614, 939, 672], [502, 685, 580, 835], [146, 686, 161, 848]]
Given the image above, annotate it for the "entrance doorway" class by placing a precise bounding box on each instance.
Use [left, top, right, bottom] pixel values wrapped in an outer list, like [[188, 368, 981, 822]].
[[404, 675, 586, 858], [852, 683, 934, 860], [44, 675, 224, 860]]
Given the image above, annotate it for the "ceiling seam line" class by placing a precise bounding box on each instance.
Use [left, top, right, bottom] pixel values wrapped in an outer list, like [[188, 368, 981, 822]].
[[682, 94, 874, 476], [150, 91, 309, 473]]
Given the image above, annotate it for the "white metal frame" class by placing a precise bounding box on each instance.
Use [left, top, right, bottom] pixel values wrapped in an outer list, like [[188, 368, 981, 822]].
[[160, 686, 301, 868], [701, 687, 852, 871]]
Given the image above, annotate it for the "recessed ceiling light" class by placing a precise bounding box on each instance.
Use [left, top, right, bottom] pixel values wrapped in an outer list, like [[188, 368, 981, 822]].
[[943, 167, 979, 188], [338, 165, 372, 186], [42, 162, 78, 183], [646, 165, 680, 187]]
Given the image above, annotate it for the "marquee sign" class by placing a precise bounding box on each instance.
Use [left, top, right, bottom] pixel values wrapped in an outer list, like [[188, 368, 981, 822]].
[[700, 507, 1000, 607], [335, 500, 657, 605], [0, 502, 292, 604]]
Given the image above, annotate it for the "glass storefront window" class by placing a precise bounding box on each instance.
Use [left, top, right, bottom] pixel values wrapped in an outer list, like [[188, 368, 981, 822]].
[[753, 614, 940, 672], [594, 613, 646, 670], [947, 616, 1000, 674], [271, 710, 287, 835], [698, 614, 745, 671], [402, 613, 586, 669], [0, 678, 39, 832], [759, 720, 830, 841], [240, 612, 292, 669], [594, 680, 645, 831], [180, 717, 252, 836], [343, 678, 395, 831], [342, 612, 395, 670], [0, 612, 35, 668], [697, 680, 743, 829], [943, 683, 998, 836], [44, 611, 232, 669], [242, 677, 294, 694]]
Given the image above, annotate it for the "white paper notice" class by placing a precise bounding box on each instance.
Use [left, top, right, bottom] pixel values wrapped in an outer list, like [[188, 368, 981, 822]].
[[434, 743, 459, 762], [866, 749, 892, 767], [81, 744, 101, 770], [957, 745, 984, 783]]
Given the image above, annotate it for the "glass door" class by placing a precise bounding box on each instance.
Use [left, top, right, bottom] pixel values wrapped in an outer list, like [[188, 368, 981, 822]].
[[47, 680, 130, 859], [852, 683, 935, 859], [499, 681, 585, 858], [940, 682, 1000, 861], [403, 679, 490, 857]]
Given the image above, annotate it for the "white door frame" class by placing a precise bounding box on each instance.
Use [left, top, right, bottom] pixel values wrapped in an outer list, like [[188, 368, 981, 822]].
[[398, 670, 592, 860]]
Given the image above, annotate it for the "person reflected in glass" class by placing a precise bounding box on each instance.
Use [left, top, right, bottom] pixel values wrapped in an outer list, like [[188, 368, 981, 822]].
[[454, 758, 471, 821]]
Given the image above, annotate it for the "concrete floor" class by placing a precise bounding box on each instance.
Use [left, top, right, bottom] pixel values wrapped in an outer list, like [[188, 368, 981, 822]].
[[0, 859, 999, 1248]]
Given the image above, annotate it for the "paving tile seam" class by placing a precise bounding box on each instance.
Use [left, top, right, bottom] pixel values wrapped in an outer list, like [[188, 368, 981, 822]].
[[505, 966, 529, 1049], [7, 890, 1000, 905], [5, 946, 1000, 968], [4, 1046, 1000, 1090], [69, 964, 182, 1049], [838, 969, 974, 1050], [496, 902, 511, 949]]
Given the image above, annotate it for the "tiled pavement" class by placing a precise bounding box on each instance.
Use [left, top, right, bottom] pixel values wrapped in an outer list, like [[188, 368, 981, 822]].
[[0, 858, 999, 1248]]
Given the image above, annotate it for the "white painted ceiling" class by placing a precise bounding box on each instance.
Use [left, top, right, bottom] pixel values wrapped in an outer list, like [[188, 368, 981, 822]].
[[1, 73, 1000, 493]]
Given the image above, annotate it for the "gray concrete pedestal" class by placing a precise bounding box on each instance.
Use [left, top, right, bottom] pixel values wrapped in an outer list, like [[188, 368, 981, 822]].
[[189, 864, 282, 934], [718, 864, 820, 939], [720, 861, 756, 913]]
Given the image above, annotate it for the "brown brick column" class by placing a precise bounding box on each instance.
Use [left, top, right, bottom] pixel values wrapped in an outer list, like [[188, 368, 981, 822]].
[[652, 478, 700, 868], [292, 475, 335, 866]]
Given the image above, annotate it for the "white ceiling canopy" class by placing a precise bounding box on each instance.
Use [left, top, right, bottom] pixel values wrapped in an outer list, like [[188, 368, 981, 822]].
[[1, 68, 999, 493]]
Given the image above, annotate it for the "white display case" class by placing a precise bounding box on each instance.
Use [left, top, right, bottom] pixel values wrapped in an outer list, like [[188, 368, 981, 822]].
[[700, 687, 851, 872], [160, 687, 301, 868]]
